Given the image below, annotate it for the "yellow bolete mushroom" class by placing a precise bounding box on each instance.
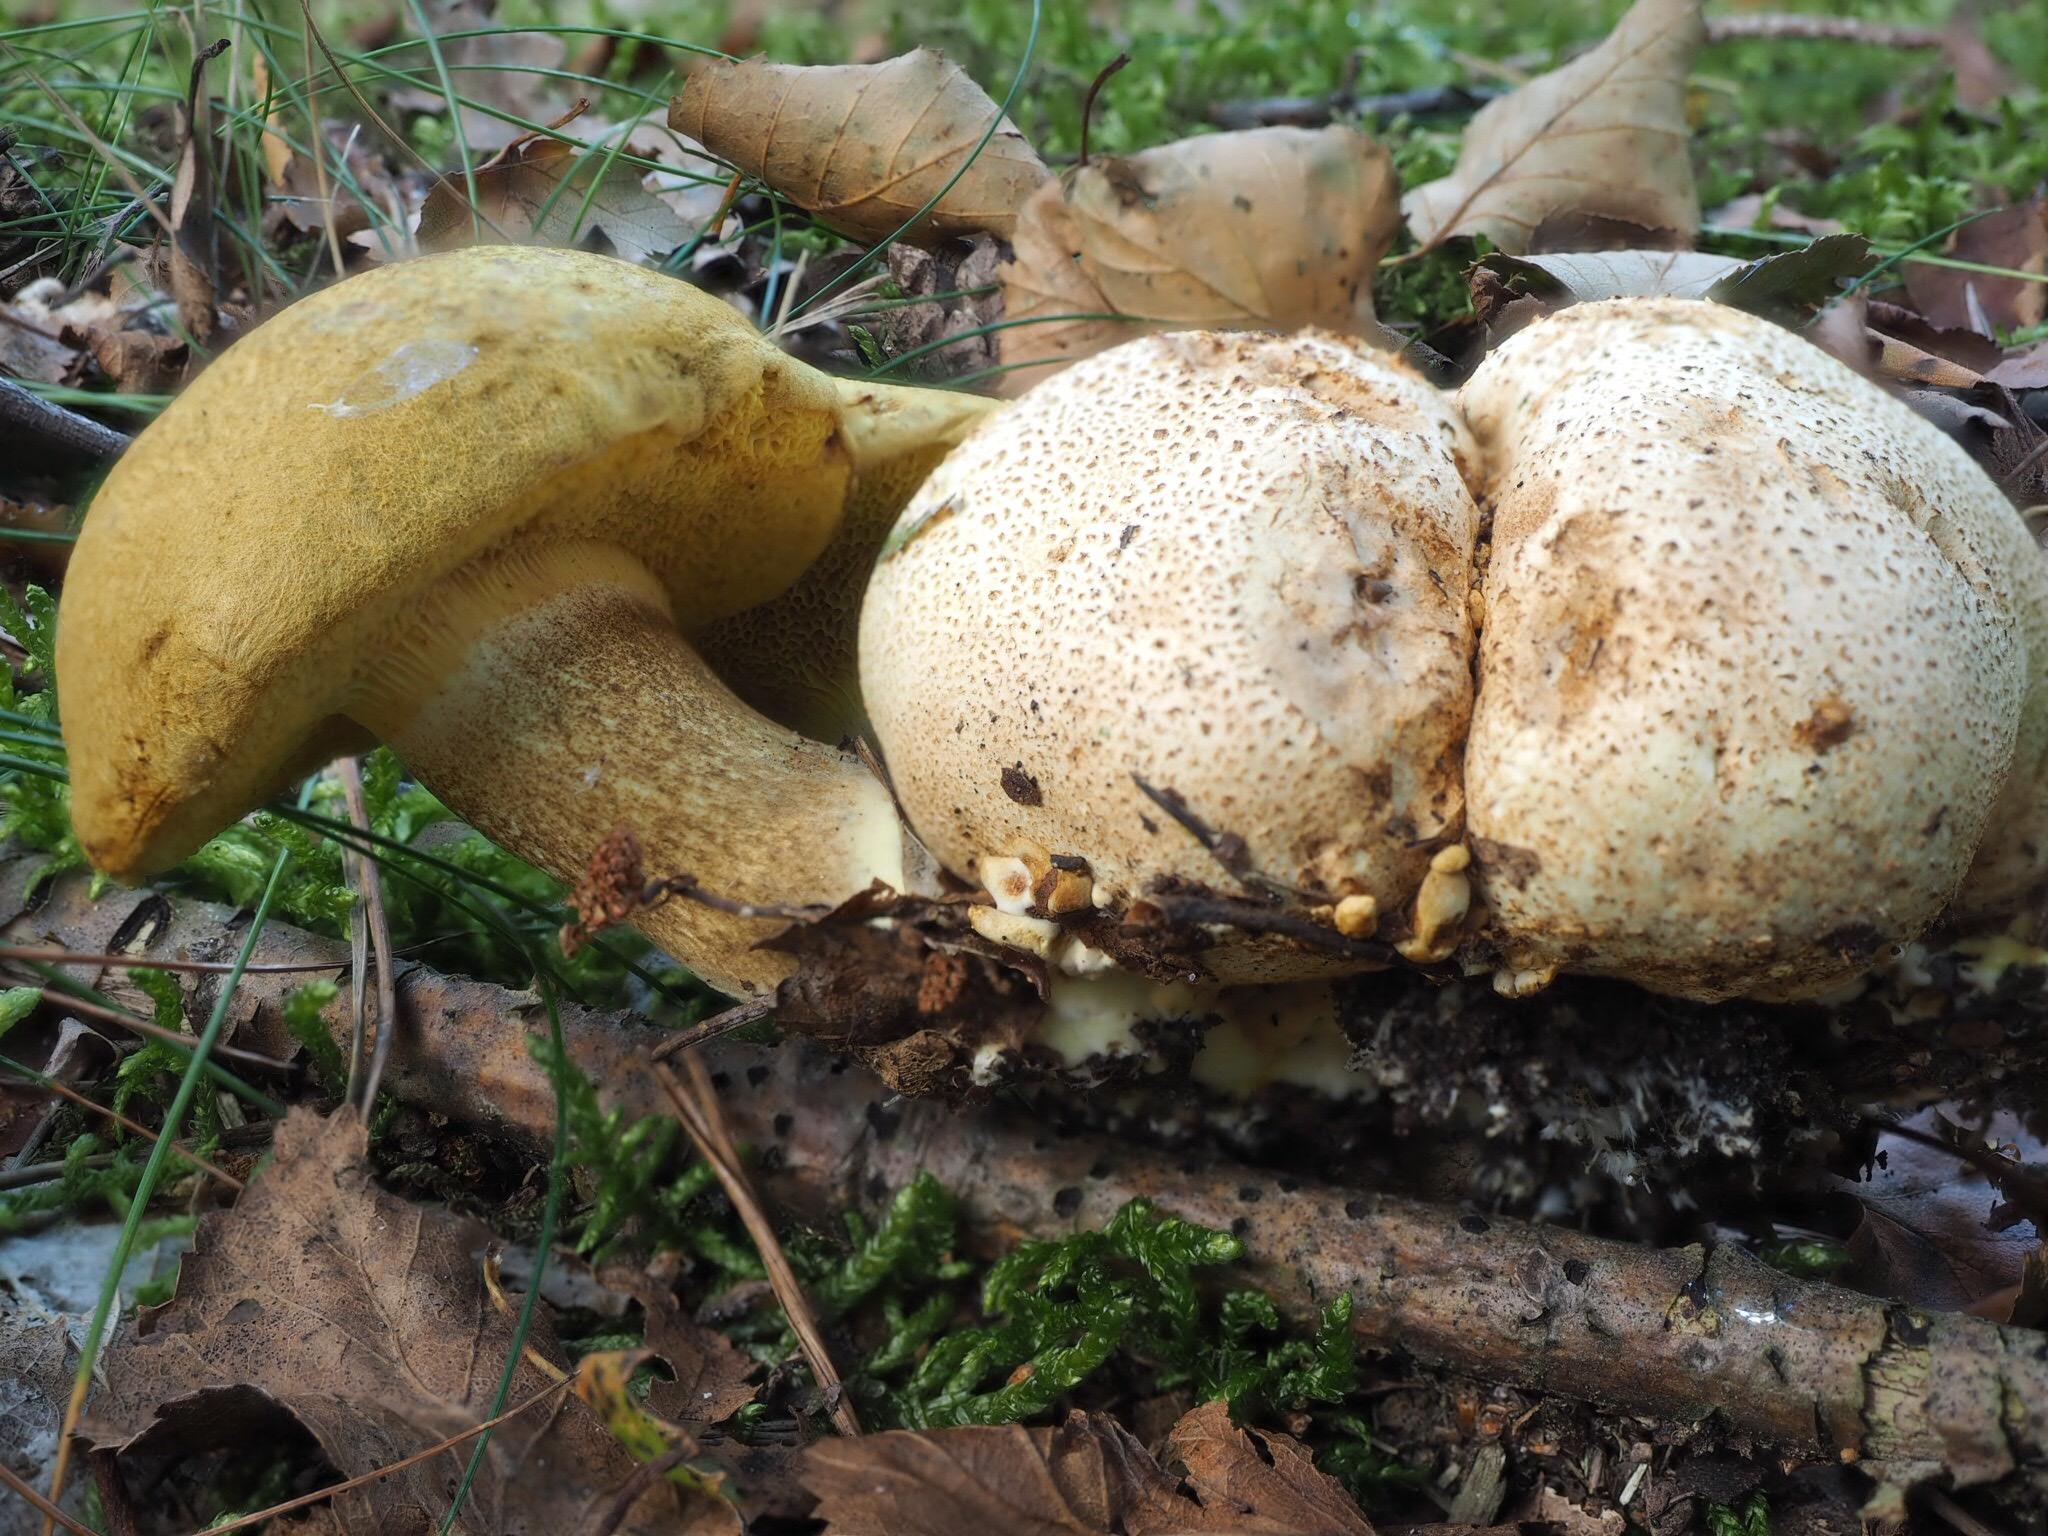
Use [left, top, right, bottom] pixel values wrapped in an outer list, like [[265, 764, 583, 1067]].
[[59, 245, 994, 997]]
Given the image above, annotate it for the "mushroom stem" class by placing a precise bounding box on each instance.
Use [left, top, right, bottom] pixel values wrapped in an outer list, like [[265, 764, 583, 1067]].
[[355, 540, 907, 997]]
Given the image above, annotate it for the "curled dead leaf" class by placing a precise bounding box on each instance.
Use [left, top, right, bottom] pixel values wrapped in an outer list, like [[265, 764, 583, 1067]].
[[1403, 0, 1703, 254], [669, 49, 1050, 245], [998, 125, 1401, 395], [78, 1107, 720, 1535], [416, 121, 693, 263]]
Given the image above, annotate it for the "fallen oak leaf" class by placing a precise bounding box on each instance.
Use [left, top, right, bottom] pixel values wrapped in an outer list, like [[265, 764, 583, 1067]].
[[801, 1402, 1373, 1536], [1835, 1108, 2044, 1314], [595, 1265, 761, 1427], [417, 112, 693, 263], [998, 125, 1401, 395], [1403, 0, 1703, 254], [669, 49, 1050, 245], [387, 0, 573, 155], [78, 1107, 718, 1535], [1134, 1400, 1375, 1535], [1904, 196, 2048, 337]]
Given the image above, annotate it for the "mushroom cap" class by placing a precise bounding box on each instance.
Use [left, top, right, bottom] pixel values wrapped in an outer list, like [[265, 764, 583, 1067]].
[[61, 245, 859, 879], [1457, 298, 2025, 1001], [858, 329, 1481, 982]]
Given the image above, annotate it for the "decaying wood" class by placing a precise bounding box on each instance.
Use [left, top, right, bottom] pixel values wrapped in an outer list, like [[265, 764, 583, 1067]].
[[0, 376, 131, 464], [3, 864, 2044, 1502]]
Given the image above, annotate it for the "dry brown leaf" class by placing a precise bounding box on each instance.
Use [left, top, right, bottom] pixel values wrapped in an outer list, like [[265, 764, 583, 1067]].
[[802, 1402, 1373, 1536], [1904, 196, 2048, 336], [1134, 1401, 1376, 1535], [79, 1107, 725, 1535], [597, 1266, 760, 1426], [1402, 0, 1703, 253], [1837, 1109, 2045, 1314], [166, 32, 223, 345], [1706, 192, 1844, 237], [668, 48, 1050, 244], [63, 325, 188, 395], [874, 234, 1007, 380], [998, 125, 1400, 395], [1989, 337, 2048, 390], [417, 125, 693, 263]]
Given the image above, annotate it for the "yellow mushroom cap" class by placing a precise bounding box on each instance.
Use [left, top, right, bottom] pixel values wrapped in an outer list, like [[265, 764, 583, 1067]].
[[1458, 298, 2026, 1000], [61, 245, 860, 880], [858, 329, 1481, 981]]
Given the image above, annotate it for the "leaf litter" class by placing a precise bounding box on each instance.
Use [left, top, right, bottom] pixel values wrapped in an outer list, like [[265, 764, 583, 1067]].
[[802, 1400, 1373, 1536], [1402, 0, 1704, 253], [669, 48, 1050, 244], [77, 1107, 741, 1533], [13, 0, 2048, 1530], [998, 124, 1401, 392]]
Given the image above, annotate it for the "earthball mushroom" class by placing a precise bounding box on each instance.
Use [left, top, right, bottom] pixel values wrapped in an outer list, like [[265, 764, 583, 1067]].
[[1457, 298, 2036, 1001], [859, 329, 1483, 983], [863, 301, 2043, 1005], [58, 244, 995, 998]]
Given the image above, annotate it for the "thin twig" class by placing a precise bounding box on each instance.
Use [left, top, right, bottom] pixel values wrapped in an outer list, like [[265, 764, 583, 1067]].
[[1924, 1489, 2014, 1536], [0, 1460, 95, 1536], [653, 1053, 862, 1437], [19, 990, 296, 1075], [0, 946, 346, 975], [648, 998, 777, 1063], [185, 1378, 574, 1536], [2, 1067, 242, 1190], [1704, 14, 1944, 47], [1208, 80, 1497, 132], [0, 1155, 88, 1191]]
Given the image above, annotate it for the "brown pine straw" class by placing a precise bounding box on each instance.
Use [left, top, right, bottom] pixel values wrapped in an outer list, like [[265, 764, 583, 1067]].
[[0, 947, 349, 975], [653, 1050, 864, 1438], [0, 1459, 94, 1536], [335, 755, 400, 1112]]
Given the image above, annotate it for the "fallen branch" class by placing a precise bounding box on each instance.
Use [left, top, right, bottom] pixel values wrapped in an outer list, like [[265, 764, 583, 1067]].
[[1208, 83, 1500, 132], [4, 866, 2043, 1500], [0, 376, 131, 464]]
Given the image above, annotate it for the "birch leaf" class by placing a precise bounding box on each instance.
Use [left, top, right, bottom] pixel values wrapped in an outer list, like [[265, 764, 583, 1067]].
[[1403, 0, 1704, 253], [998, 126, 1401, 396], [669, 49, 1049, 244]]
